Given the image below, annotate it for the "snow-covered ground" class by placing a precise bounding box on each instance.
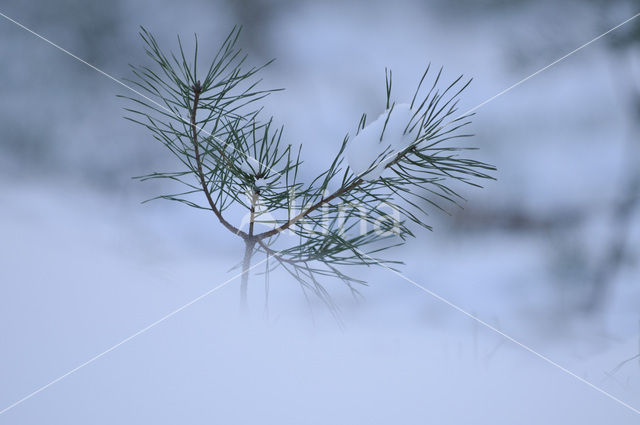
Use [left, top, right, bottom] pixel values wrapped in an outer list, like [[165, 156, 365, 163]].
[[1, 175, 638, 424], [1, 0, 640, 423]]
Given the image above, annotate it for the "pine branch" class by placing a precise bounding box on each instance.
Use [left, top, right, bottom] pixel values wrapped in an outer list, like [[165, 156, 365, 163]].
[[124, 26, 495, 309], [189, 80, 247, 239]]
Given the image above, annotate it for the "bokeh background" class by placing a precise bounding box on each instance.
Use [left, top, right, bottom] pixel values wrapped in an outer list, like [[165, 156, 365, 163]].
[[1, 0, 640, 423]]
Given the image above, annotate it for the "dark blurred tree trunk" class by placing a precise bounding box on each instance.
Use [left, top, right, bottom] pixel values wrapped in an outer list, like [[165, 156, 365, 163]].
[[583, 50, 640, 312]]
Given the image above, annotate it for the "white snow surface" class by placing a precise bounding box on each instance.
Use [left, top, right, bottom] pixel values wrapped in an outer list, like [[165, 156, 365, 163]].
[[225, 143, 263, 176], [3, 1, 640, 423], [239, 155, 261, 175], [1, 179, 639, 425], [253, 177, 268, 191], [346, 103, 417, 180]]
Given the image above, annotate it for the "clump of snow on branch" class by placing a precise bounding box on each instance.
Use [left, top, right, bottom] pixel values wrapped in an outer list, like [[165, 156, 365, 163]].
[[239, 156, 261, 175], [254, 177, 268, 191], [346, 103, 418, 181], [224, 142, 263, 176]]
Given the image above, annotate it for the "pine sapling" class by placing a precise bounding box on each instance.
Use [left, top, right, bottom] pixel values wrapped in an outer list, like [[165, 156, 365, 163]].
[[122, 27, 495, 313]]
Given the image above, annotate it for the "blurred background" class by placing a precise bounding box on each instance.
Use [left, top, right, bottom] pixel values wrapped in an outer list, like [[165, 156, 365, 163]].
[[1, 0, 639, 423]]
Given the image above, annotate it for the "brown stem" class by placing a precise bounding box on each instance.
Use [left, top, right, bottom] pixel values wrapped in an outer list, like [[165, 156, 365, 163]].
[[253, 139, 415, 241], [190, 81, 248, 239], [249, 190, 258, 237], [238, 189, 261, 307], [255, 177, 363, 240], [240, 238, 255, 308]]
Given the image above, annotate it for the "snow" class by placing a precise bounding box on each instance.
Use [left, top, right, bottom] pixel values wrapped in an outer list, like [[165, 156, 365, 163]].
[[346, 103, 417, 180], [239, 154, 261, 175], [3, 1, 640, 423], [224, 143, 262, 176], [1, 179, 639, 425], [254, 177, 267, 191]]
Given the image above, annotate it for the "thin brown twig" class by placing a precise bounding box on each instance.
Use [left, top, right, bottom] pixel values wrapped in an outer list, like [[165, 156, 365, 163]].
[[255, 177, 363, 240], [254, 139, 423, 240], [190, 81, 248, 239], [248, 189, 257, 237]]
